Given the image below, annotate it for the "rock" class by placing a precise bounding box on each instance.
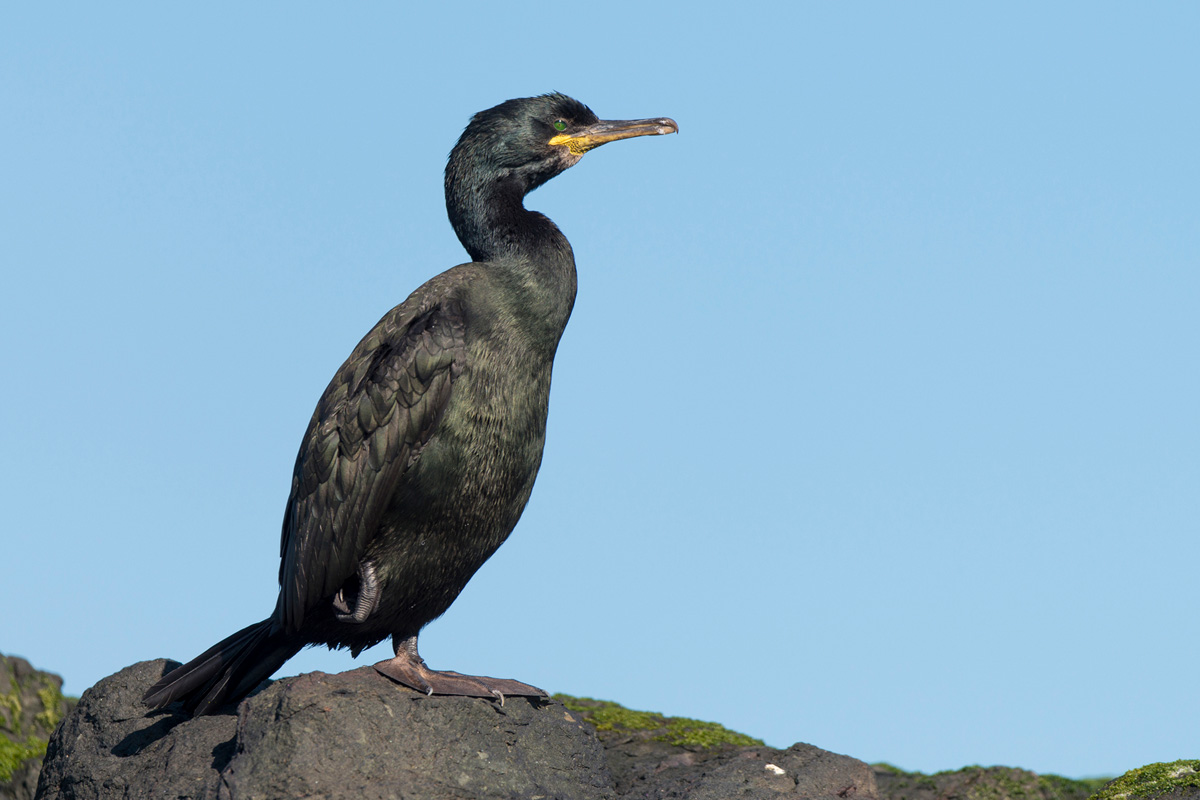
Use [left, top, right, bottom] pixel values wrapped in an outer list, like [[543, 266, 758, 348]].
[[560, 695, 878, 800], [36, 661, 882, 800], [35, 659, 238, 800], [1, 655, 72, 800], [1088, 761, 1200, 800], [871, 763, 1106, 800], [614, 740, 877, 800], [37, 659, 614, 800], [21, 656, 1200, 800], [219, 666, 615, 800]]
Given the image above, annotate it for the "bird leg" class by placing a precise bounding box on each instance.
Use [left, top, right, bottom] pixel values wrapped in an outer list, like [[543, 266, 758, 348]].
[[332, 560, 380, 623], [373, 633, 547, 705]]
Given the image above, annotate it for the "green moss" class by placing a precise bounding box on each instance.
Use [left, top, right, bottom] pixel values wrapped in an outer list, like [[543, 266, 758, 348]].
[[659, 716, 762, 748], [558, 696, 657, 729], [584, 703, 661, 732], [874, 762, 907, 775], [0, 735, 48, 782], [554, 694, 763, 749], [0, 660, 70, 782], [976, 769, 1027, 799], [1089, 761, 1200, 800], [34, 684, 65, 731], [0, 673, 20, 736]]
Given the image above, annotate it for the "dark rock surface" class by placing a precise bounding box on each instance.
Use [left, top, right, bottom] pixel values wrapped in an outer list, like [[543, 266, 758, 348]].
[[562, 695, 875, 800], [1, 655, 72, 800], [611, 739, 875, 800], [872, 764, 1104, 800], [20, 655, 1196, 800], [35, 660, 238, 800], [36, 660, 881, 800], [37, 659, 611, 800]]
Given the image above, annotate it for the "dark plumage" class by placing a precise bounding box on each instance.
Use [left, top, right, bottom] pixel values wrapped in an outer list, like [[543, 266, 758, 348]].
[[143, 94, 677, 715]]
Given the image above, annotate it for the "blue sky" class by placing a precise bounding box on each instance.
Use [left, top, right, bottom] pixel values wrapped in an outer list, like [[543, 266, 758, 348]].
[[2, 2, 1197, 780]]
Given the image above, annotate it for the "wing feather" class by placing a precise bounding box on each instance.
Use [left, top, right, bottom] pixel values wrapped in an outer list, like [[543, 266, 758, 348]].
[[276, 296, 466, 632]]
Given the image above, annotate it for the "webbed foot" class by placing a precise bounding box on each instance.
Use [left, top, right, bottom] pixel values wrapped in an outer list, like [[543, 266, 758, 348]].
[[373, 634, 546, 705]]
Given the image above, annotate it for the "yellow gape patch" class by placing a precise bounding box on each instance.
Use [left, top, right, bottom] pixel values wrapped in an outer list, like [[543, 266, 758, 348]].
[[548, 133, 592, 155]]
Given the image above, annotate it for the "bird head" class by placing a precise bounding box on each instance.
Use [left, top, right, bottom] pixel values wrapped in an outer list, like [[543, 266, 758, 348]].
[[447, 93, 678, 194], [444, 93, 677, 261]]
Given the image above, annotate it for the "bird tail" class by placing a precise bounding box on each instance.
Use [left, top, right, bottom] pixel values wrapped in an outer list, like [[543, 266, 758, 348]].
[[142, 618, 303, 716]]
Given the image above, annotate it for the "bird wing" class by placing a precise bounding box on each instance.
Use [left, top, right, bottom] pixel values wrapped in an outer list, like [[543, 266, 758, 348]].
[[276, 293, 467, 633]]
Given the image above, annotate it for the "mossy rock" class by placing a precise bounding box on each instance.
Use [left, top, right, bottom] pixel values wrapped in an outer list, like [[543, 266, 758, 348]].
[[553, 694, 763, 749], [1, 654, 75, 796], [872, 763, 1108, 800], [1089, 761, 1200, 800]]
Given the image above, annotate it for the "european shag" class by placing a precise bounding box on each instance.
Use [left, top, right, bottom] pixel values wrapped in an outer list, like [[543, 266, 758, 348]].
[[143, 94, 678, 715]]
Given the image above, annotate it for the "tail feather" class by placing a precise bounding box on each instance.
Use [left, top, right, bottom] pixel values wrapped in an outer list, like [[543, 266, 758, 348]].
[[142, 618, 303, 716]]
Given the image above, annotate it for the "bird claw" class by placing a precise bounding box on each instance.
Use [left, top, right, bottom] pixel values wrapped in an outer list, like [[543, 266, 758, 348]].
[[373, 639, 544, 703], [334, 561, 380, 623]]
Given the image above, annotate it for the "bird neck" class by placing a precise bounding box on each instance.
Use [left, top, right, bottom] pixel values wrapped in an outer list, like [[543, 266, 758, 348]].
[[446, 169, 545, 258], [446, 170, 578, 342]]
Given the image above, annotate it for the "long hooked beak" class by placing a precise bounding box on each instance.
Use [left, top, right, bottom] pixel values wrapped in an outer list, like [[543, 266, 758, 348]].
[[549, 117, 679, 155]]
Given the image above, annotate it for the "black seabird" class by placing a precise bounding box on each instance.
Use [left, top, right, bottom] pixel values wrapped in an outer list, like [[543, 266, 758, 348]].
[[143, 94, 677, 715]]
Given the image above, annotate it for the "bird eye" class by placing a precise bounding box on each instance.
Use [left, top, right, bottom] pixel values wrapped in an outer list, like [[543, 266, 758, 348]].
[[553, 120, 567, 132]]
